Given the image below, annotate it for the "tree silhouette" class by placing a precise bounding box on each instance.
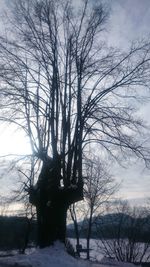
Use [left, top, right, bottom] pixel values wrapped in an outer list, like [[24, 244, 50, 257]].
[[0, 0, 150, 247]]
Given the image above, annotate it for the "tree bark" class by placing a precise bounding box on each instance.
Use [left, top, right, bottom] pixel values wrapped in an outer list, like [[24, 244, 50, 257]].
[[29, 155, 83, 248], [36, 194, 68, 247]]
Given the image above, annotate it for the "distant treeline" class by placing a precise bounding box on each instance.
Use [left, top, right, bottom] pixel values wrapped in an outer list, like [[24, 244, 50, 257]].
[[0, 216, 37, 251], [67, 213, 150, 243], [0, 213, 150, 251]]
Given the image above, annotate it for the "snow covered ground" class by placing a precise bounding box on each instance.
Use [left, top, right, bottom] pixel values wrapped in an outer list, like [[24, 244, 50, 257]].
[[69, 238, 150, 263], [69, 238, 104, 261], [0, 242, 136, 267]]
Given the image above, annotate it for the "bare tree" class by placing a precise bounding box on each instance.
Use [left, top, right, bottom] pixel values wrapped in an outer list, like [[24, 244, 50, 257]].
[[70, 156, 117, 259], [69, 203, 81, 256], [0, 0, 150, 247], [84, 156, 117, 260], [96, 200, 150, 263]]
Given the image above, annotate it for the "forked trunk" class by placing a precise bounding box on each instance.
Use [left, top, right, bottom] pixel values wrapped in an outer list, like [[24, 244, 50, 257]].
[[29, 155, 83, 248]]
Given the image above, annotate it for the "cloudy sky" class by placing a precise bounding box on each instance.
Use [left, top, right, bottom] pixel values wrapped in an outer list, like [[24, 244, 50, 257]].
[[107, 0, 150, 202], [0, 0, 150, 204], [107, 0, 150, 46]]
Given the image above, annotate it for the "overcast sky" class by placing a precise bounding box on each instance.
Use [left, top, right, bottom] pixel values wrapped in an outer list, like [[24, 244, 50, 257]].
[[106, 0, 150, 202], [0, 0, 150, 205], [107, 0, 150, 47]]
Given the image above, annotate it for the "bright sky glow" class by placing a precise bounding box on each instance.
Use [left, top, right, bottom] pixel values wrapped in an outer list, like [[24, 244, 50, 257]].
[[0, 124, 32, 156]]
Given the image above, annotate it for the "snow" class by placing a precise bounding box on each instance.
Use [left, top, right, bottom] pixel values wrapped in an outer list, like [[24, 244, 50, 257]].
[[69, 238, 104, 262], [69, 238, 150, 263], [0, 242, 136, 267], [0, 242, 90, 267]]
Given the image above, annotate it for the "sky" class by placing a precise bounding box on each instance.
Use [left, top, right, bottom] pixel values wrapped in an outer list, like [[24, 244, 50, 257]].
[[106, 0, 150, 202], [107, 0, 150, 48], [0, 0, 150, 206]]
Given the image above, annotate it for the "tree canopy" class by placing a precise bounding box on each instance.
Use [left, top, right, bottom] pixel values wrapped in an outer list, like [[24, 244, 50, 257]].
[[0, 0, 150, 246]]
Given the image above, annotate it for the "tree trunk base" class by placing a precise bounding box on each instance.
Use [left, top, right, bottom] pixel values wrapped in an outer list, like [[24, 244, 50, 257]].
[[36, 198, 68, 248]]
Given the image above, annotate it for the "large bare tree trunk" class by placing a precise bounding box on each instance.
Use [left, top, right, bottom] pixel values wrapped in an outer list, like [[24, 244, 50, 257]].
[[36, 193, 68, 247], [29, 155, 83, 247]]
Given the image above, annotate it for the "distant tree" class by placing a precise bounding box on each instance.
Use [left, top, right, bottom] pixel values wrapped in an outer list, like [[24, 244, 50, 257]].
[[19, 203, 36, 254], [83, 156, 117, 259], [0, 0, 150, 248], [96, 200, 150, 263], [69, 203, 81, 256], [70, 156, 117, 260]]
